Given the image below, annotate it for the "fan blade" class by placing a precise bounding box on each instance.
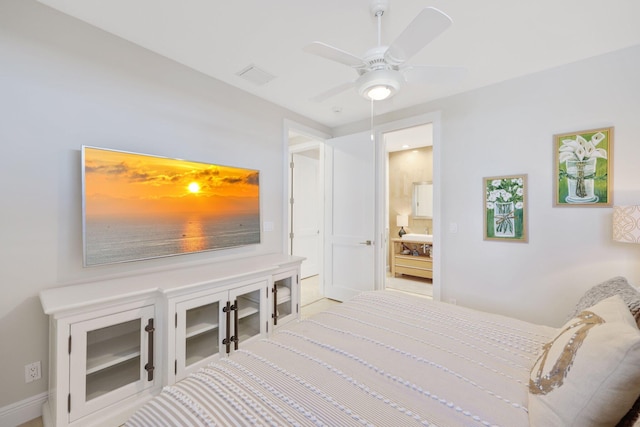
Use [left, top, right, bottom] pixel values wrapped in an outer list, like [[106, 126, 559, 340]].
[[385, 7, 452, 65], [310, 81, 356, 103], [402, 65, 466, 85], [303, 42, 365, 69]]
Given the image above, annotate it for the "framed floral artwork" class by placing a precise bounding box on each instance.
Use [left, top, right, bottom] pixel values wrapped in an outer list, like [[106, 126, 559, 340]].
[[483, 174, 528, 242], [553, 127, 613, 207]]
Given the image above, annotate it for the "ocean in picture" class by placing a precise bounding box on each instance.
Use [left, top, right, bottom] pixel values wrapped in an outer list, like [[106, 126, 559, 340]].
[[84, 213, 260, 266]]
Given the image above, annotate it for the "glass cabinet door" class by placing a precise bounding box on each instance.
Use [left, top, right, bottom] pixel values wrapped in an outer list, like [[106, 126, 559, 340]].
[[185, 302, 220, 365], [175, 291, 226, 379], [272, 270, 298, 327], [229, 281, 266, 349], [69, 305, 155, 422]]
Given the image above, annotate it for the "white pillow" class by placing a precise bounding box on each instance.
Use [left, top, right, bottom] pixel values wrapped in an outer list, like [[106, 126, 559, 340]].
[[529, 295, 640, 427]]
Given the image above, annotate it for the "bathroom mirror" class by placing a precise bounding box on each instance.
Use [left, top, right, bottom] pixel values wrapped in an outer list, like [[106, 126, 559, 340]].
[[412, 182, 433, 218]]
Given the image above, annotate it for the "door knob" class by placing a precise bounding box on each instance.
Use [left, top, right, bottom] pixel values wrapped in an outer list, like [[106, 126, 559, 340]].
[[359, 240, 373, 246]]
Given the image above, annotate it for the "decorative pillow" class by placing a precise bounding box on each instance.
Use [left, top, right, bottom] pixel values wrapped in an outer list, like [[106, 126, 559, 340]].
[[567, 276, 640, 328], [529, 295, 640, 427]]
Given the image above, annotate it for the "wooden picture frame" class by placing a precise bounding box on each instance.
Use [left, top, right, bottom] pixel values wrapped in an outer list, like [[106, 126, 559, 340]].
[[483, 174, 528, 242], [553, 127, 613, 207]]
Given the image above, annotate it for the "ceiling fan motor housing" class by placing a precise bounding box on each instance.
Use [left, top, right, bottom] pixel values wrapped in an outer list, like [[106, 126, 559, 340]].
[[361, 46, 392, 71], [357, 44, 403, 100]]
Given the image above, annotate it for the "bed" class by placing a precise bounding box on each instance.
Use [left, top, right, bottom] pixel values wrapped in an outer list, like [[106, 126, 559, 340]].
[[127, 278, 640, 427]]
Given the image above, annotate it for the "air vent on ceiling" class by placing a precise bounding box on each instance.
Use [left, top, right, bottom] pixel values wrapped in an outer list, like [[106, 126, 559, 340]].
[[236, 64, 276, 86]]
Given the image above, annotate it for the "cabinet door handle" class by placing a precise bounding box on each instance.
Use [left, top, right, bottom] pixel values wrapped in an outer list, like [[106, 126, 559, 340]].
[[233, 299, 239, 350], [223, 301, 232, 354], [272, 285, 278, 325], [144, 318, 155, 381]]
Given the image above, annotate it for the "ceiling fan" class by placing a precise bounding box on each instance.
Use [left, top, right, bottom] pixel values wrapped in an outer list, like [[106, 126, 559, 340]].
[[304, 0, 463, 102]]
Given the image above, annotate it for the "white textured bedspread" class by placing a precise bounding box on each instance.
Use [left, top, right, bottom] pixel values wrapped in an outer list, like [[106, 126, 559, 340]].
[[127, 291, 555, 427]]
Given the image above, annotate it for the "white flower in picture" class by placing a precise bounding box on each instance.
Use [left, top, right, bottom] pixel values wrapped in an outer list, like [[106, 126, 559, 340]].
[[558, 132, 607, 164], [485, 178, 524, 208]]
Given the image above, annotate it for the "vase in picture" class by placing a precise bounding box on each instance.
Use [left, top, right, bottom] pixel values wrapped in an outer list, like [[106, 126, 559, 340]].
[[494, 201, 515, 237], [565, 157, 597, 203]]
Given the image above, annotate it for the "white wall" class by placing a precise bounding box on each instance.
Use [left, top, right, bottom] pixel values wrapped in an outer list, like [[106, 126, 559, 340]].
[[337, 44, 640, 327], [0, 0, 328, 410], [438, 45, 640, 325]]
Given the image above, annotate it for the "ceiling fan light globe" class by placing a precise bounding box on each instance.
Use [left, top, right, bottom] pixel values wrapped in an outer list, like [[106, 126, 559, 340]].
[[367, 85, 392, 100], [356, 69, 402, 101]]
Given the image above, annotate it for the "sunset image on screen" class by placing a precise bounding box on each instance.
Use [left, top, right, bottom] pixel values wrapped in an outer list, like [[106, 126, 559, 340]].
[[83, 147, 260, 266]]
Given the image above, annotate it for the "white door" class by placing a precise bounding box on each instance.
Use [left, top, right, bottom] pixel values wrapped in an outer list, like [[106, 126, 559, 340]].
[[291, 151, 320, 278], [324, 131, 377, 301]]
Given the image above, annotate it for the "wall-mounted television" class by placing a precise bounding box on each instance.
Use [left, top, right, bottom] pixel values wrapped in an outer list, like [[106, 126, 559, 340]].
[[82, 146, 260, 267]]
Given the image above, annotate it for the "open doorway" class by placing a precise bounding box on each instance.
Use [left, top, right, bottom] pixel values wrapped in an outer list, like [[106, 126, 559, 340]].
[[287, 129, 325, 307], [383, 124, 434, 298]]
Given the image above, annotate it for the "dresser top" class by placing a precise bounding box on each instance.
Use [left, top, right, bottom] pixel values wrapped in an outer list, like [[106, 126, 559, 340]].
[[40, 253, 303, 316]]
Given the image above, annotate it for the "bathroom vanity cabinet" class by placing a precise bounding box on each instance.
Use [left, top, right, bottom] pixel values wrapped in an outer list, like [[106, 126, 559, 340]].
[[391, 237, 433, 279]]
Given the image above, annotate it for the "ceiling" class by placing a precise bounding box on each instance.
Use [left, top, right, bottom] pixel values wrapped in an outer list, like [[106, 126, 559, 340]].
[[36, 0, 640, 129]]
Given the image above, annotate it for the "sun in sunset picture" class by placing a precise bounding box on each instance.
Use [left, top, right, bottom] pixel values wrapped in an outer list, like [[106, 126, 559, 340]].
[[82, 146, 260, 266]]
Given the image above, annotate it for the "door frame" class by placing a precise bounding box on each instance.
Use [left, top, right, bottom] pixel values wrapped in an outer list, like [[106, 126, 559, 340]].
[[283, 119, 330, 291], [373, 111, 442, 300]]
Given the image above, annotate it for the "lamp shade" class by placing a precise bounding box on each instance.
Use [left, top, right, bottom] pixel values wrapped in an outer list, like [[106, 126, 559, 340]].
[[396, 215, 409, 227], [613, 205, 640, 244]]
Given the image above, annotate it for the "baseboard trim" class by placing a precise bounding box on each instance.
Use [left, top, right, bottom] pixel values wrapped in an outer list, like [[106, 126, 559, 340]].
[[0, 392, 46, 426]]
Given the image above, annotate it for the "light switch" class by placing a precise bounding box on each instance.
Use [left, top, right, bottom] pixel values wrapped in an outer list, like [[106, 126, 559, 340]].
[[263, 221, 274, 232], [449, 222, 458, 234]]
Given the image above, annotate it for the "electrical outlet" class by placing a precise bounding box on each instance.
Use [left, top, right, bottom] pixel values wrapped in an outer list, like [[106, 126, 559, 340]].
[[25, 361, 41, 383], [449, 298, 457, 305]]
